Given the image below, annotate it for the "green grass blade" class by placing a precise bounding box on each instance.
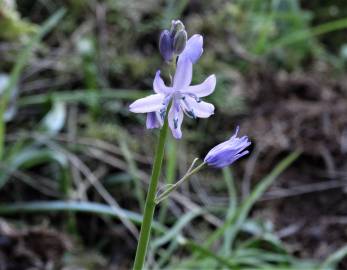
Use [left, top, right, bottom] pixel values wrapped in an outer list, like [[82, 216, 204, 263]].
[[320, 245, 347, 270], [152, 209, 203, 250], [182, 238, 238, 269], [268, 17, 347, 52], [4, 8, 66, 101], [0, 200, 165, 232], [222, 167, 237, 256], [116, 131, 145, 210], [0, 8, 66, 159], [204, 151, 301, 249], [18, 89, 148, 107]]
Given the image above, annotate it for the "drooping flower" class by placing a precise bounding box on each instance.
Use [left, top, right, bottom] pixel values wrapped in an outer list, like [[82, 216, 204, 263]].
[[204, 127, 251, 168], [129, 35, 215, 139]]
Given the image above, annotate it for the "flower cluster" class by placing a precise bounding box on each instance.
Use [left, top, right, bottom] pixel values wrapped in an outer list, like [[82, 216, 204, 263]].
[[129, 19, 251, 166], [129, 21, 216, 139]]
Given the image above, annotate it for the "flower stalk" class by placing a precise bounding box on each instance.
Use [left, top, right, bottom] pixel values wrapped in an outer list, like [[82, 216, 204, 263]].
[[132, 107, 170, 270], [155, 160, 206, 204]]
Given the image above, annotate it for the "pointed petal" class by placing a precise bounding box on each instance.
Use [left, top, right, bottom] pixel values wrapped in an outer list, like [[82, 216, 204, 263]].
[[129, 94, 164, 113], [185, 74, 216, 97], [183, 97, 214, 118], [168, 104, 184, 139], [173, 57, 192, 90], [146, 112, 162, 129], [179, 34, 203, 64], [153, 70, 173, 94]]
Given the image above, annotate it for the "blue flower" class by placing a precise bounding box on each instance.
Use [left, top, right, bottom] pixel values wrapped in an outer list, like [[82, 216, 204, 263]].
[[204, 127, 251, 168], [129, 35, 216, 139]]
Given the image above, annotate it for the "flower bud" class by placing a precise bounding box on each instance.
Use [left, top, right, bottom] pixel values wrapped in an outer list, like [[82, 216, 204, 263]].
[[173, 29, 187, 54], [170, 20, 185, 38], [159, 29, 173, 62]]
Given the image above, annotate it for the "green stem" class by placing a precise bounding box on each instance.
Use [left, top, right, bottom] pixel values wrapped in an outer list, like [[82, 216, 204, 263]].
[[158, 137, 177, 224], [132, 115, 169, 270], [155, 161, 205, 204]]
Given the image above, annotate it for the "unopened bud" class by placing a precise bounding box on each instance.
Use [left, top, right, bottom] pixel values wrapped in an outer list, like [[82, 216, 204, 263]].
[[170, 20, 185, 38], [173, 29, 187, 54], [159, 29, 173, 62]]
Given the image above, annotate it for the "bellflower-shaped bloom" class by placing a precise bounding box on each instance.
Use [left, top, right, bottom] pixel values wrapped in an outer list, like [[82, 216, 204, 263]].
[[129, 35, 216, 139], [204, 127, 251, 168]]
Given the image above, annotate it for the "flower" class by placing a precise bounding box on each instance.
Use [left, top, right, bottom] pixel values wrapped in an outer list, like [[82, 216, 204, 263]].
[[129, 35, 216, 139], [204, 127, 251, 168]]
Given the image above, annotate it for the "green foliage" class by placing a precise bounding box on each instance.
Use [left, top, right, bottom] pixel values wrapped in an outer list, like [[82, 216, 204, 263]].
[[0, 0, 37, 40], [150, 152, 347, 270]]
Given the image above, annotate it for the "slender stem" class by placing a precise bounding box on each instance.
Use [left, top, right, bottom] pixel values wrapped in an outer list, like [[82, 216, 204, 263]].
[[186, 158, 199, 174], [158, 137, 177, 225], [155, 162, 206, 204], [132, 115, 169, 270]]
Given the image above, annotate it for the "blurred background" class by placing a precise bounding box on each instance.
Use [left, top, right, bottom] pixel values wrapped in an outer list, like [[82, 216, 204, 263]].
[[1, 0, 347, 269]]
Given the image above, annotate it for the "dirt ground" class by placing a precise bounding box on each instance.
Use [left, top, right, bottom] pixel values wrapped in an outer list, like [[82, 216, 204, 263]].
[[243, 69, 347, 268]]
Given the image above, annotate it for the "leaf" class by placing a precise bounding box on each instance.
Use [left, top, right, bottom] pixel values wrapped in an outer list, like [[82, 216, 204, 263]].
[[18, 89, 148, 107], [0, 0, 38, 40], [0, 200, 166, 233], [320, 245, 347, 270], [151, 209, 203, 249], [204, 151, 301, 249], [0, 146, 68, 189], [0, 8, 66, 159]]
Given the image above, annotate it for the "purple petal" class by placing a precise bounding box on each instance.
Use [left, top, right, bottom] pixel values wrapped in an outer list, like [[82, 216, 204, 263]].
[[185, 74, 216, 97], [204, 127, 251, 168], [129, 94, 165, 113], [159, 30, 174, 62], [179, 34, 203, 64], [183, 97, 214, 118], [173, 56, 192, 90], [146, 112, 162, 129], [168, 102, 184, 139], [153, 70, 173, 94], [204, 141, 233, 162]]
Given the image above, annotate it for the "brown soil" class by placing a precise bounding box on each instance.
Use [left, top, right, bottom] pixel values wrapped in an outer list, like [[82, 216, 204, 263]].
[[242, 69, 347, 266]]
